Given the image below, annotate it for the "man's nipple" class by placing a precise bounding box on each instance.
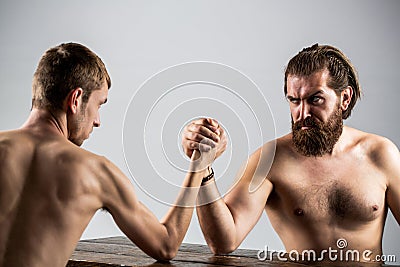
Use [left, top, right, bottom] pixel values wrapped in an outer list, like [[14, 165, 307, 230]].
[[294, 208, 304, 216]]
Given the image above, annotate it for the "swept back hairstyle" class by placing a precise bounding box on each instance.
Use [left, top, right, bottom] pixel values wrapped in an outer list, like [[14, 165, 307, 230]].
[[284, 44, 361, 119], [32, 42, 111, 112]]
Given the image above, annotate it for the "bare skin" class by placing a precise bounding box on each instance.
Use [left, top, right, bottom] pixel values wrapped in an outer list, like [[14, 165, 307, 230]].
[[182, 70, 400, 262], [0, 82, 209, 267]]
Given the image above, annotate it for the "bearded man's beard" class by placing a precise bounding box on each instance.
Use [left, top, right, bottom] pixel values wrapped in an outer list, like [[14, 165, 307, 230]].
[[291, 105, 343, 157]]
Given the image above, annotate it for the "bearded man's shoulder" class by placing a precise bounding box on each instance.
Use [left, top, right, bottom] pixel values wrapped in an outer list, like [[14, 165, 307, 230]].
[[273, 133, 297, 156], [346, 126, 394, 150], [346, 126, 398, 168]]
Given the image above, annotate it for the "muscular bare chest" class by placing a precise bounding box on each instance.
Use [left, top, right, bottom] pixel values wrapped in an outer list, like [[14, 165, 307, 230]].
[[266, 155, 387, 226]]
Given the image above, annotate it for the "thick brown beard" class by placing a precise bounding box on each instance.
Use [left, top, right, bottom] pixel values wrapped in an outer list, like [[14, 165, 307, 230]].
[[291, 105, 343, 157]]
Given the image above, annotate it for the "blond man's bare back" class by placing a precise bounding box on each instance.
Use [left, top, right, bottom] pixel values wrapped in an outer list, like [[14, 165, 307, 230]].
[[1, 107, 208, 267], [0, 42, 209, 267], [0, 127, 106, 266]]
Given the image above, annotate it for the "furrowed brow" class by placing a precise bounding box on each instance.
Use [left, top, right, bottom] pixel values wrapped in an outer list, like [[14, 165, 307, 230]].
[[286, 95, 299, 101], [311, 90, 324, 96], [287, 90, 325, 101]]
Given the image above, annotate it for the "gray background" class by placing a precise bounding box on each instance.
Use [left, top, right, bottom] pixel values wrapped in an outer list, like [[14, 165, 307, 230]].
[[0, 0, 399, 264]]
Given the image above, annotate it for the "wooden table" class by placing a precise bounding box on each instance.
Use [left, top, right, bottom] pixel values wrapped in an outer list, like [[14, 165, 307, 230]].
[[68, 236, 393, 267]]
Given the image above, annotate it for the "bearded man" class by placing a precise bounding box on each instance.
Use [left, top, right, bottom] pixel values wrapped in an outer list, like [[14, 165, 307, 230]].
[[181, 44, 400, 263]]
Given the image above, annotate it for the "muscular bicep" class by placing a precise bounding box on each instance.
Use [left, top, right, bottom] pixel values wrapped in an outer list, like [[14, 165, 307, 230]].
[[99, 158, 170, 258], [224, 143, 274, 243]]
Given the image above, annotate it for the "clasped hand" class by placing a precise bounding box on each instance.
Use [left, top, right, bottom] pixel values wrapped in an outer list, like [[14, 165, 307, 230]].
[[181, 118, 227, 172]]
